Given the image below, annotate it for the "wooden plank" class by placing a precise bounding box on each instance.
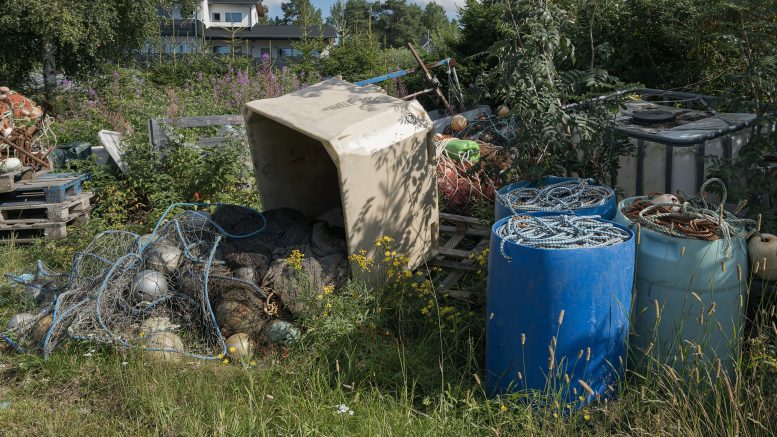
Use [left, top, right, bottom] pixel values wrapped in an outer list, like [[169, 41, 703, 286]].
[[0, 192, 93, 223], [438, 247, 472, 258], [429, 258, 479, 272], [0, 173, 87, 203], [439, 212, 485, 225], [439, 225, 490, 237], [0, 212, 86, 243], [149, 114, 244, 149]]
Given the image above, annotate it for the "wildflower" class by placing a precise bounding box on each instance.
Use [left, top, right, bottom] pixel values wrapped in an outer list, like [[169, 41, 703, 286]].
[[222, 359, 229, 364], [139, 331, 145, 337], [323, 311, 329, 317], [316, 294, 323, 300], [583, 412, 591, 421], [323, 285, 334, 295], [228, 347, 236, 354], [218, 354, 224, 359], [500, 404, 507, 412], [250, 360, 256, 367], [286, 249, 305, 271], [336, 404, 354, 416]]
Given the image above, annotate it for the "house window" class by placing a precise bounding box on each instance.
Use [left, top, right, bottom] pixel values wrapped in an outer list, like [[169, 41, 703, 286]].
[[213, 46, 231, 55], [212, 12, 221, 21], [224, 12, 243, 22], [279, 48, 302, 58]]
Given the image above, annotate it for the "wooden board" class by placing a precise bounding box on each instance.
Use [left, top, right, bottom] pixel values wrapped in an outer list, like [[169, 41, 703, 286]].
[[0, 167, 50, 193], [148, 114, 244, 149], [429, 212, 491, 299], [0, 212, 87, 243], [0, 192, 93, 223], [0, 173, 88, 204]]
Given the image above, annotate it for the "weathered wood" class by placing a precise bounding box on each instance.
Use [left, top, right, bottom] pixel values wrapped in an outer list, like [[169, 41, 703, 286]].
[[0, 173, 87, 203], [439, 225, 490, 237], [0, 211, 86, 243], [149, 114, 244, 149], [0, 192, 93, 223]]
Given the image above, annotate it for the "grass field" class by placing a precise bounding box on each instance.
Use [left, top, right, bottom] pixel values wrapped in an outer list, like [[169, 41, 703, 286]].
[[1, 228, 777, 436]]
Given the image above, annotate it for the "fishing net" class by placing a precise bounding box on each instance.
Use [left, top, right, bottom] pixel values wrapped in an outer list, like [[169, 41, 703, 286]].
[[2, 203, 275, 360], [435, 136, 512, 208], [496, 214, 631, 255], [499, 179, 615, 213]]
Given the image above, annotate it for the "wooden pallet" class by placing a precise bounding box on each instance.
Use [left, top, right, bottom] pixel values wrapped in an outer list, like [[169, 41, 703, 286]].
[[0, 167, 51, 193], [0, 173, 88, 203], [0, 212, 87, 243], [430, 213, 491, 299], [0, 192, 93, 223]]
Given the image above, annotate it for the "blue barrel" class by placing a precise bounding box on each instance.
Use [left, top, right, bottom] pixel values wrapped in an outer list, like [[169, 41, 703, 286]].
[[486, 215, 635, 403], [614, 197, 748, 377], [494, 176, 617, 221]]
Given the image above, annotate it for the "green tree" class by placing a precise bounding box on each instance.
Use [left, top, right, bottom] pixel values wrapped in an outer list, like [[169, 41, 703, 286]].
[[326, 0, 348, 39], [0, 0, 196, 98], [343, 0, 372, 37], [372, 0, 425, 48], [421, 2, 449, 33], [280, 0, 323, 26], [321, 35, 384, 82]]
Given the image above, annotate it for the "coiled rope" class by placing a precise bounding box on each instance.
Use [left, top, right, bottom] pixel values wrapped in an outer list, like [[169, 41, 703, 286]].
[[497, 214, 630, 257], [620, 178, 755, 258], [499, 179, 614, 214]]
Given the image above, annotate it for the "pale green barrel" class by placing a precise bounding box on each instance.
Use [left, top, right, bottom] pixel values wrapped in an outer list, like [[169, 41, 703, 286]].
[[615, 196, 748, 377]]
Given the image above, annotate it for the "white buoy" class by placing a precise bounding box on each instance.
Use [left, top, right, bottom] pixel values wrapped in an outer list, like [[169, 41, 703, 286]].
[[650, 193, 681, 212], [131, 270, 168, 303], [450, 114, 468, 132], [6, 312, 35, 331], [225, 332, 253, 360], [140, 316, 175, 334], [146, 244, 182, 274], [144, 331, 184, 362], [749, 233, 777, 281], [0, 158, 22, 173]]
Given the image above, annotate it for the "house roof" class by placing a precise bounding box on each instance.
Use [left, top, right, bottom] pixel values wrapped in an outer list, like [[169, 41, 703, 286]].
[[205, 24, 337, 40]]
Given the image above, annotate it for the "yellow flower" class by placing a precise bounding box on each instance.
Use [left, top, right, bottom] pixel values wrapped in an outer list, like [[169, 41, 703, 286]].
[[584, 413, 591, 421], [323, 311, 329, 317], [222, 358, 230, 364], [323, 285, 334, 295], [250, 360, 256, 367], [326, 302, 333, 309], [384, 251, 391, 257], [218, 353, 224, 359], [286, 249, 305, 271], [228, 346, 236, 353], [139, 331, 145, 337], [500, 404, 507, 412], [316, 294, 323, 300], [404, 271, 412, 278]]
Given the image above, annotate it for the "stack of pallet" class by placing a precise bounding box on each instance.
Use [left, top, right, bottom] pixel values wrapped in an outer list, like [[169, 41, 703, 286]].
[[0, 168, 92, 243]]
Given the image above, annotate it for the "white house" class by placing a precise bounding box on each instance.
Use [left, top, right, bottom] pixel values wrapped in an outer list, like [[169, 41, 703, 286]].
[[151, 0, 337, 62]]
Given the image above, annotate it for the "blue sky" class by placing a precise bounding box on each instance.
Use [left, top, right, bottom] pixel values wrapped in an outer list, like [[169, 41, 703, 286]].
[[263, 0, 463, 21]]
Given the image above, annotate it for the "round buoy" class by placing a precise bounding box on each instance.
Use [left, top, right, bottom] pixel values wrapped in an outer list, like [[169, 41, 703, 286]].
[[0, 158, 22, 173], [749, 233, 777, 281], [450, 114, 468, 132], [650, 193, 681, 212], [140, 316, 174, 334], [497, 105, 510, 117], [264, 320, 301, 345], [6, 312, 35, 331], [225, 332, 252, 360], [131, 270, 168, 303], [147, 244, 182, 274], [216, 300, 259, 335], [144, 331, 184, 362], [234, 267, 255, 283]]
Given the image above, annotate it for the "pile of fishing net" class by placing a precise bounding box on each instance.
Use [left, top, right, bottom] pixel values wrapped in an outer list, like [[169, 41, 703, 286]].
[[2, 203, 349, 361], [435, 133, 512, 208], [620, 179, 755, 242]]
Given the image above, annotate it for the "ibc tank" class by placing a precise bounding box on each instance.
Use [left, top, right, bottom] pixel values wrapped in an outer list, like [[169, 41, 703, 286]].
[[494, 176, 616, 221], [486, 214, 635, 404], [614, 197, 748, 376]]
